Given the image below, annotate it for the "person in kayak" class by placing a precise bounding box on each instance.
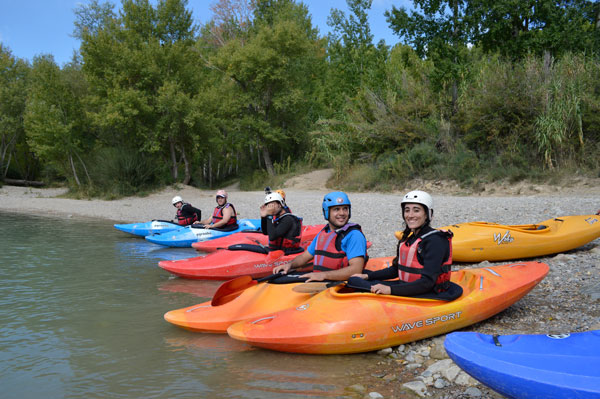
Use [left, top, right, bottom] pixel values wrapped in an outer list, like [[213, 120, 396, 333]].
[[172, 196, 202, 226], [259, 191, 303, 254], [196, 190, 239, 231], [348, 190, 460, 300], [272, 191, 368, 282], [264, 187, 291, 212]]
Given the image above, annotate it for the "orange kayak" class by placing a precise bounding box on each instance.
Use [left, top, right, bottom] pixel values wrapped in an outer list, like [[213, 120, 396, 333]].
[[227, 261, 549, 354], [191, 224, 326, 252], [435, 215, 600, 262], [164, 256, 395, 333]]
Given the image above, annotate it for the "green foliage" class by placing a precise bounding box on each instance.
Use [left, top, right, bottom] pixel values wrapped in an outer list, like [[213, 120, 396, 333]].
[[465, 0, 600, 59]]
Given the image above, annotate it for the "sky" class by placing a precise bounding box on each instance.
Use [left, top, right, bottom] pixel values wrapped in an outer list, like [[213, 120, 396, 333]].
[[0, 0, 410, 67]]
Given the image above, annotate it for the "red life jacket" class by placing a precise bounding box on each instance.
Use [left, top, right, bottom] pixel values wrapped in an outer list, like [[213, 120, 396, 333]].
[[268, 213, 303, 250], [176, 203, 199, 226], [313, 223, 363, 272], [211, 203, 237, 226], [396, 230, 453, 293]]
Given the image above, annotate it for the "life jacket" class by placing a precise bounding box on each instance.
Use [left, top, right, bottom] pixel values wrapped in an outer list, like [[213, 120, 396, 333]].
[[396, 229, 453, 293], [268, 212, 302, 250], [211, 203, 237, 226], [313, 223, 364, 272], [176, 203, 199, 226]]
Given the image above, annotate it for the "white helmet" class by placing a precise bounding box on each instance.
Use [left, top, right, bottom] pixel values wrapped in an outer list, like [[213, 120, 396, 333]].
[[172, 195, 183, 205], [401, 190, 433, 221], [264, 192, 284, 205]]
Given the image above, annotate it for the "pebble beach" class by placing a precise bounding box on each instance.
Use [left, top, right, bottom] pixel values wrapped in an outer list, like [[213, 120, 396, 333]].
[[1, 175, 599, 398]]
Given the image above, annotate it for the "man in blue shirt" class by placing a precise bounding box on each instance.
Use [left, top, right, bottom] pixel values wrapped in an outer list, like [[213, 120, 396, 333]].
[[273, 191, 368, 282]]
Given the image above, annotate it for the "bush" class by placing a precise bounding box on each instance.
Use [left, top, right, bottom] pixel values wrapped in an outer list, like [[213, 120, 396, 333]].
[[87, 147, 164, 198]]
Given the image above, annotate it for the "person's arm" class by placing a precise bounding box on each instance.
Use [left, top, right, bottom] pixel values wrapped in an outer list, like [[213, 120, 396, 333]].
[[364, 262, 399, 281], [273, 250, 313, 274], [260, 216, 270, 236]]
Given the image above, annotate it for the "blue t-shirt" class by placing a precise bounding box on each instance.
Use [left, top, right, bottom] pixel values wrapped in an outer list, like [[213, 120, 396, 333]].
[[308, 228, 367, 260]]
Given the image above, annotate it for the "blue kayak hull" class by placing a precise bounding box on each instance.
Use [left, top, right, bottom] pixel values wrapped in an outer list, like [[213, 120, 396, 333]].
[[145, 219, 261, 247], [114, 220, 182, 237], [444, 330, 600, 399]]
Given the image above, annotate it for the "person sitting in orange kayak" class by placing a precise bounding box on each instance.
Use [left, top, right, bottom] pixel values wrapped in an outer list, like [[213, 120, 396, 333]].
[[259, 191, 304, 255], [272, 191, 368, 283], [348, 190, 461, 300], [172, 195, 202, 226], [196, 190, 239, 231]]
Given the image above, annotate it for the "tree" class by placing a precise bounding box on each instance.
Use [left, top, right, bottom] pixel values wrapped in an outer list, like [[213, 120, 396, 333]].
[[78, 0, 200, 184], [325, 0, 389, 105], [386, 0, 469, 114], [212, 0, 324, 176], [0, 44, 32, 180], [465, 0, 600, 59], [24, 55, 91, 186]]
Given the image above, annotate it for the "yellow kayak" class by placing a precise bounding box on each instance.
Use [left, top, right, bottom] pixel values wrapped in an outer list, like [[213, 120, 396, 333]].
[[430, 215, 600, 262]]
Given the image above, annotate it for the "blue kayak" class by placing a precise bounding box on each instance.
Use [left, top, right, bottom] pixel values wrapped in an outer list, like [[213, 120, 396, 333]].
[[114, 220, 182, 237], [444, 330, 600, 399], [145, 219, 261, 247]]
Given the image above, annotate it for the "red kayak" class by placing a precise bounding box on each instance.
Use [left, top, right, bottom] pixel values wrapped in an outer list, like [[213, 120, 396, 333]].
[[159, 241, 373, 280], [191, 224, 326, 252]]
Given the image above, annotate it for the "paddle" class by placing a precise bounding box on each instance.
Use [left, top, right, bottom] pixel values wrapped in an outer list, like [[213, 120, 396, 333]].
[[210, 250, 286, 306]]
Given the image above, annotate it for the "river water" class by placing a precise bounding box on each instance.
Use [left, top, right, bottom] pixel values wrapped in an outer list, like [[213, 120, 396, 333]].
[[0, 211, 381, 399]]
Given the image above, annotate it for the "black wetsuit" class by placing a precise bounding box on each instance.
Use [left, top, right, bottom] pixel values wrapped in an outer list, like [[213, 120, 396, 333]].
[[350, 225, 451, 296]]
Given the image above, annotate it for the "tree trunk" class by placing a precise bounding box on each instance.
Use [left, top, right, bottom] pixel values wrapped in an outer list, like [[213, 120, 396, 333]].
[[180, 146, 191, 185], [169, 138, 178, 181], [69, 153, 81, 187], [209, 152, 213, 188], [261, 144, 275, 176]]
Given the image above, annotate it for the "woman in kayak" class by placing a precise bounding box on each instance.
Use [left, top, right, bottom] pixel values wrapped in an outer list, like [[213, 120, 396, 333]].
[[272, 191, 368, 283], [259, 191, 303, 255], [349, 190, 460, 300], [196, 190, 239, 231], [172, 196, 202, 226]]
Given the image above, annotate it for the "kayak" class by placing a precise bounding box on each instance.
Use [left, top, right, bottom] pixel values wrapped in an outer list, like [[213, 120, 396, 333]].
[[114, 219, 182, 237], [145, 219, 261, 247], [227, 261, 549, 354], [432, 214, 600, 262], [191, 224, 326, 252], [159, 248, 307, 280], [444, 330, 600, 399], [164, 256, 396, 333], [159, 239, 373, 280]]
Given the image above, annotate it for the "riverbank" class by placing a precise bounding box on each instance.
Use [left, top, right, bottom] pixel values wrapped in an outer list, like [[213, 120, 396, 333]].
[[1, 179, 599, 398]]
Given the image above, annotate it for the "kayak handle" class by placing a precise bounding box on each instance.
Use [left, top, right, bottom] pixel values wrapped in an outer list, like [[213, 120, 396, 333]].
[[251, 316, 275, 324]]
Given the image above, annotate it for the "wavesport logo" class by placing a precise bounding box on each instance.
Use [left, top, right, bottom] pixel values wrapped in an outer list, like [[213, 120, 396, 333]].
[[585, 217, 598, 225], [493, 230, 514, 245], [253, 260, 291, 269], [391, 311, 463, 333]]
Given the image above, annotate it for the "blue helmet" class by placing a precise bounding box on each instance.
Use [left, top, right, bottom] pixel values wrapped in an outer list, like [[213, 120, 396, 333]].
[[322, 191, 351, 220]]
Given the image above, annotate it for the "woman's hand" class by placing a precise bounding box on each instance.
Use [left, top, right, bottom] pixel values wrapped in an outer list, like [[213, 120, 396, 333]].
[[370, 284, 391, 295]]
